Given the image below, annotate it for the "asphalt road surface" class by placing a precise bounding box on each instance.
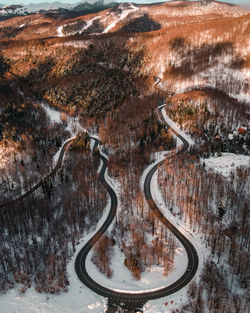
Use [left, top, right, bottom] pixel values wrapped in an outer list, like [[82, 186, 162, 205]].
[[1, 103, 198, 310], [75, 109, 198, 306], [0, 137, 75, 210]]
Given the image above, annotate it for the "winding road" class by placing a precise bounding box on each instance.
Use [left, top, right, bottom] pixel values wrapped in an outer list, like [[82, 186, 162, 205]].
[[1, 92, 199, 310], [0, 137, 75, 210], [75, 105, 199, 306]]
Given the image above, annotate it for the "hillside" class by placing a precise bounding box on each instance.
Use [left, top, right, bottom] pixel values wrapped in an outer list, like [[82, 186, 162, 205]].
[[0, 1, 249, 313]]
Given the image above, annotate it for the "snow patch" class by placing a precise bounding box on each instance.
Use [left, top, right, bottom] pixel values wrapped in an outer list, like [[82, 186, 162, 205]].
[[41, 102, 62, 124], [146, 166, 206, 313], [57, 25, 64, 37], [103, 4, 138, 33], [65, 116, 85, 136], [86, 243, 187, 293], [57, 16, 100, 37], [149, 1, 248, 19], [55, 40, 91, 49], [168, 63, 250, 103], [202, 153, 250, 177]]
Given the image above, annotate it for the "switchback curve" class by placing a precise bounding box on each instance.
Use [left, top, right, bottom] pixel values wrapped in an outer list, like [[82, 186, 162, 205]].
[[0, 102, 198, 303], [75, 107, 198, 302]]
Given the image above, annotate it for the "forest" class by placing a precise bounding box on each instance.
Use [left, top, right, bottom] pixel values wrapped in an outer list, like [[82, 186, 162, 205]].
[[158, 153, 249, 312], [0, 1, 249, 312]]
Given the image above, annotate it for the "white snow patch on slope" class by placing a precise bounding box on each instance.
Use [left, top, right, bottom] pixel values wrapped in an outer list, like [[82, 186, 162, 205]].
[[78, 16, 100, 34], [0, 284, 105, 313], [41, 102, 62, 124], [57, 25, 64, 37], [103, 4, 138, 33], [167, 63, 250, 103], [55, 40, 91, 49], [57, 16, 99, 37], [202, 153, 250, 177], [40, 102, 85, 165], [65, 116, 85, 136]]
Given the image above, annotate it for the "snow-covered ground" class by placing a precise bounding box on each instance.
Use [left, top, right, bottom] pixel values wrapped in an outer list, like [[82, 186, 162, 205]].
[[84, 110, 192, 299], [0, 111, 111, 313], [86, 244, 187, 293], [0, 200, 111, 313], [202, 153, 250, 177], [56, 25, 64, 37], [146, 151, 250, 312], [144, 163, 206, 313], [103, 4, 138, 33], [139, 109, 206, 312], [156, 56, 250, 103], [57, 16, 101, 37], [149, 1, 249, 19], [41, 100, 85, 136], [65, 116, 85, 136], [41, 101, 84, 167], [3, 100, 246, 312], [0, 279, 105, 313], [54, 40, 92, 49], [57, 4, 139, 38], [135, 167, 204, 313], [40, 102, 62, 124]]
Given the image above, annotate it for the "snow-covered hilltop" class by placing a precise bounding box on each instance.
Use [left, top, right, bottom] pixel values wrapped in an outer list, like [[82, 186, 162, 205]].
[[0, 0, 115, 16]]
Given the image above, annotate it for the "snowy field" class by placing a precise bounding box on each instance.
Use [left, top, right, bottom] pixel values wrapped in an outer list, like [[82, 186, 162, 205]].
[[86, 244, 187, 293], [41, 100, 84, 136], [40, 102, 62, 124], [202, 153, 250, 177]]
